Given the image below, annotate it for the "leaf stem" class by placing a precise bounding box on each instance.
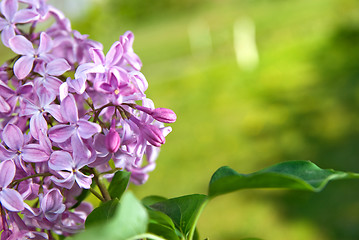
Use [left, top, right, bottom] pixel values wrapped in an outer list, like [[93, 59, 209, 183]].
[[188, 198, 209, 240]]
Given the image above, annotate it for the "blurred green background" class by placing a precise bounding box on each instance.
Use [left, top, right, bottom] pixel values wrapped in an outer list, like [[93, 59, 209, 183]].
[[9, 0, 359, 239]]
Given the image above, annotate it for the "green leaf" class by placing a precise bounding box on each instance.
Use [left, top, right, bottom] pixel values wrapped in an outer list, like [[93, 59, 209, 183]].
[[74, 192, 149, 240], [208, 160, 359, 197], [85, 198, 119, 227], [148, 223, 180, 240], [150, 194, 208, 239], [145, 207, 179, 239], [147, 208, 176, 229], [142, 195, 168, 206], [108, 170, 131, 200]]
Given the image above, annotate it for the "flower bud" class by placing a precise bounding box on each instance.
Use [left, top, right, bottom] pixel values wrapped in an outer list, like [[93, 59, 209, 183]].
[[142, 124, 165, 147], [151, 108, 177, 123], [135, 105, 177, 123], [105, 119, 121, 153]]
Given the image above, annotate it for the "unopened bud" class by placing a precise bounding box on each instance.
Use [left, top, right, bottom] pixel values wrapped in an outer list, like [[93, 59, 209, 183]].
[[152, 108, 177, 123], [105, 119, 121, 153], [142, 124, 165, 147], [135, 105, 177, 123]]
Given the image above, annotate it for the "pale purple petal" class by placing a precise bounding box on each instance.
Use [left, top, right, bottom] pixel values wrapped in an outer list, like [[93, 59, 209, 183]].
[[108, 69, 120, 88], [71, 133, 91, 166], [0, 160, 15, 188], [1, 0, 18, 21], [146, 145, 160, 163], [74, 62, 105, 79], [130, 71, 148, 93], [46, 58, 71, 76], [105, 41, 123, 66], [161, 126, 172, 137], [1, 25, 15, 47], [0, 18, 7, 31], [50, 173, 75, 189], [41, 189, 61, 212], [13, 55, 35, 79], [89, 48, 105, 65], [45, 104, 64, 123], [36, 131, 52, 156], [34, 61, 46, 75], [77, 119, 101, 139], [29, 113, 47, 140], [48, 151, 73, 171], [17, 82, 33, 95], [93, 134, 109, 157], [67, 77, 86, 94], [3, 123, 24, 150], [0, 188, 24, 212], [42, 76, 63, 94], [0, 95, 11, 113], [126, 52, 142, 71], [41, 188, 65, 221], [48, 124, 75, 143], [9, 35, 34, 55], [0, 145, 14, 161], [59, 82, 68, 101], [38, 32, 52, 54], [60, 95, 78, 123], [98, 82, 113, 93], [38, 87, 55, 107], [20, 99, 38, 116], [22, 143, 49, 162], [13, 9, 38, 23], [75, 171, 92, 189]]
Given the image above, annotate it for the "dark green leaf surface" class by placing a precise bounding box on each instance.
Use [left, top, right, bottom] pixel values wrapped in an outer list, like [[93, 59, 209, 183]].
[[208, 160, 359, 197], [85, 198, 119, 227], [142, 195, 168, 206], [108, 170, 131, 200], [150, 194, 208, 238], [148, 223, 180, 240], [74, 192, 148, 240]]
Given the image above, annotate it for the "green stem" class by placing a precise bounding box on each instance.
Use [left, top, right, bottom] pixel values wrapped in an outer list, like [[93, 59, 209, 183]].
[[92, 169, 111, 201], [187, 198, 209, 240], [10, 172, 52, 188], [98, 168, 123, 176], [89, 188, 105, 202]]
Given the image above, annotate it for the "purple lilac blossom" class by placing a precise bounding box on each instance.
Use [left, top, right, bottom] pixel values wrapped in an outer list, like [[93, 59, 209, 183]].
[[0, 0, 176, 238]]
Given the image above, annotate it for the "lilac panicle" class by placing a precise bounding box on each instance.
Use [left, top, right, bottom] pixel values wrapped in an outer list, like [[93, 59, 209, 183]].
[[0, 1, 176, 238]]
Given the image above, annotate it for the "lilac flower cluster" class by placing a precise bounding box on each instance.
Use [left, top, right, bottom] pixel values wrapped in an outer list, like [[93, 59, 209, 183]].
[[0, 0, 176, 238]]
